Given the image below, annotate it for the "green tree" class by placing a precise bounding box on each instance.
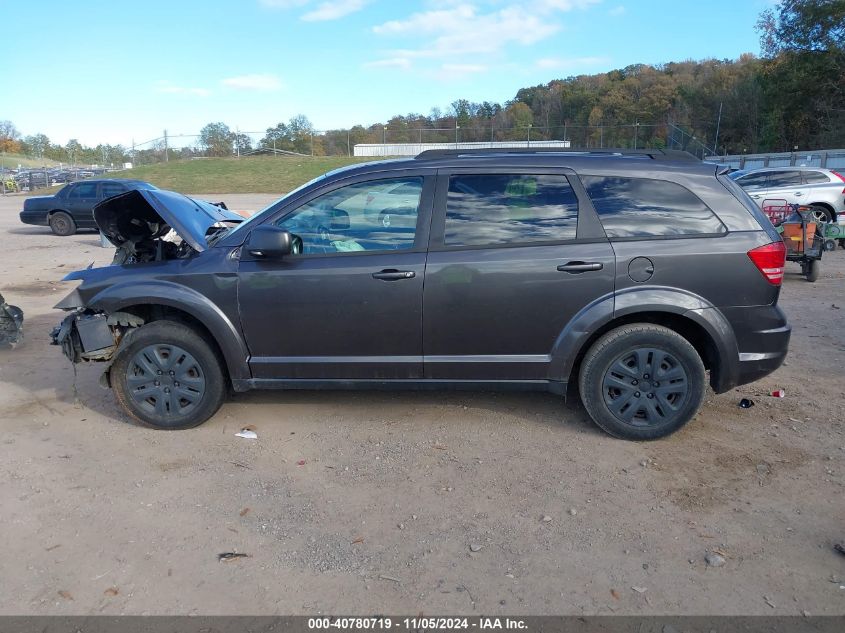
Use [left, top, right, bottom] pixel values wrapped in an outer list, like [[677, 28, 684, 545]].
[[199, 122, 234, 156]]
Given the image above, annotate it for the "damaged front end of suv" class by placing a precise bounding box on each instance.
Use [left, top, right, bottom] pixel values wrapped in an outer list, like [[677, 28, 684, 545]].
[[50, 188, 243, 380]]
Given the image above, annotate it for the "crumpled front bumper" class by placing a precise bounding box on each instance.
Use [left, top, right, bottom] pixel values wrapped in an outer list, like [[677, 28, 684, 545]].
[[51, 311, 117, 363]]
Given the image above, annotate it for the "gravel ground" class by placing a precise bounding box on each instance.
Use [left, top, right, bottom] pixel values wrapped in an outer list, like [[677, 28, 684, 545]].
[[0, 193, 843, 615]]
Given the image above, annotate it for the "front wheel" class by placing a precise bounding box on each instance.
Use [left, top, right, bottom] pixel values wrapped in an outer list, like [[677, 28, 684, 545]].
[[111, 321, 226, 429], [578, 324, 706, 440]]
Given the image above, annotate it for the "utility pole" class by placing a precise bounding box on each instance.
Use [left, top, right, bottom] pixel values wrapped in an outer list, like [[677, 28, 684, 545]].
[[347, 131, 351, 157], [713, 101, 723, 157], [633, 121, 640, 149], [455, 122, 460, 146], [527, 124, 531, 147], [163, 129, 169, 162], [310, 131, 314, 156]]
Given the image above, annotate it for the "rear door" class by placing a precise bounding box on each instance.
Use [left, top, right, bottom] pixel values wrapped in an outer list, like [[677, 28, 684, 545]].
[[65, 181, 99, 227], [765, 170, 805, 206], [422, 168, 615, 381], [734, 171, 770, 207]]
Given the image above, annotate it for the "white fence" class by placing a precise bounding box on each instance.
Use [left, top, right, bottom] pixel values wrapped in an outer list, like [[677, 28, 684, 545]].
[[704, 149, 845, 170], [354, 140, 572, 157]]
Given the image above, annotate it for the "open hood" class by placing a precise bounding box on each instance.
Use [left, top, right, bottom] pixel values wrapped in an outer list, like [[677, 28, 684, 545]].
[[93, 189, 243, 253]]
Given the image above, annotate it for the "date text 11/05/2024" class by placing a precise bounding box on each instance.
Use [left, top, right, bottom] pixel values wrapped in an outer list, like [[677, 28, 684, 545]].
[[307, 618, 528, 630]]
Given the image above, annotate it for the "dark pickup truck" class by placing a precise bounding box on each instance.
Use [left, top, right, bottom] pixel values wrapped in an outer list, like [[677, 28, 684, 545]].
[[19, 179, 157, 235]]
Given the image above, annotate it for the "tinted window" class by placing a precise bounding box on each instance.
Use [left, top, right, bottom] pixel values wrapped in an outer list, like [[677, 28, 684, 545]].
[[767, 171, 803, 187], [69, 182, 97, 198], [734, 172, 769, 188], [101, 182, 126, 198], [582, 176, 726, 238], [803, 171, 830, 184], [276, 177, 422, 254], [444, 174, 578, 247]]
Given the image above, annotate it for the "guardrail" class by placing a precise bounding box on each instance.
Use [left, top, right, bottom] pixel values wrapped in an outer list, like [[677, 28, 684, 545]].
[[704, 150, 845, 170]]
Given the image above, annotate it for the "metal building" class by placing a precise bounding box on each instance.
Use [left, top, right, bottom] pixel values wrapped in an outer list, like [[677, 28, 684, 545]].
[[354, 140, 572, 157]]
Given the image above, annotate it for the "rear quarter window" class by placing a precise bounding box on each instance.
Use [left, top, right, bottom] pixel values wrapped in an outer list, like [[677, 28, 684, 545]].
[[581, 176, 726, 238], [803, 171, 831, 184]]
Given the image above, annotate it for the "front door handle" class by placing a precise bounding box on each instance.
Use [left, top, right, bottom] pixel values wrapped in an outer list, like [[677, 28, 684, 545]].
[[750, 194, 761, 199], [794, 191, 803, 196], [372, 269, 416, 281], [557, 261, 603, 273]]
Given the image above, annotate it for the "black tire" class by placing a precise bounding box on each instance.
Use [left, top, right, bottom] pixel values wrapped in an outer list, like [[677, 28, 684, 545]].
[[806, 258, 820, 282], [111, 321, 226, 429], [578, 324, 706, 440], [823, 239, 837, 252], [49, 211, 77, 236]]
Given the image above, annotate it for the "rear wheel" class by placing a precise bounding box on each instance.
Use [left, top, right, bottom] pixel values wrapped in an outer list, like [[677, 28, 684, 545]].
[[111, 321, 226, 429], [49, 211, 76, 236], [578, 324, 706, 440], [809, 205, 833, 224]]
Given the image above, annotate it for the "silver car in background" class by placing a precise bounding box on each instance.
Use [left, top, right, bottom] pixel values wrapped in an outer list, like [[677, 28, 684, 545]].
[[729, 167, 845, 223]]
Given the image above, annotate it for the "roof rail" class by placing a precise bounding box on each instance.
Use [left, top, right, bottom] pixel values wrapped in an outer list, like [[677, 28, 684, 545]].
[[414, 147, 699, 161]]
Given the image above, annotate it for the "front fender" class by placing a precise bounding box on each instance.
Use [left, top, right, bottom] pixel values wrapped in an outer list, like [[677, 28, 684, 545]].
[[84, 279, 251, 383]]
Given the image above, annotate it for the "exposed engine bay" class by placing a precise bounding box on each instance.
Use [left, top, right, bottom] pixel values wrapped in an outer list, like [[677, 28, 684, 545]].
[[94, 189, 241, 264]]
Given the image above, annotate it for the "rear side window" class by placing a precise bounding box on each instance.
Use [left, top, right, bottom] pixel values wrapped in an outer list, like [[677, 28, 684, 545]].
[[581, 176, 726, 238], [444, 174, 578, 247], [735, 172, 768, 188], [767, 171, 803, 187], [803, 171, 830, 184], [101, 182, 126, 198], [68, 182, 98, 198]]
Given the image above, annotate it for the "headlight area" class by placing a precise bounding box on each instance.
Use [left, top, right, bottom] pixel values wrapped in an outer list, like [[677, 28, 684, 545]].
[[51, 310, 144, 364]]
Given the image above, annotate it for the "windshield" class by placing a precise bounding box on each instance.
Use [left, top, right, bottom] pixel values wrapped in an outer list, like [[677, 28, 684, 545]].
[[221, 172, 329, 240]]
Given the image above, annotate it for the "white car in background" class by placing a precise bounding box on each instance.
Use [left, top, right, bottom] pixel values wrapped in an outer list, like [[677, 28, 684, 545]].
[[729, 167, 845, 224]]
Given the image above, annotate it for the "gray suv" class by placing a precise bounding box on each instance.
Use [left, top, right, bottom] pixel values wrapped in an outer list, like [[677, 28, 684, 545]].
[[729, 167, 845, 224], [51, 149, 791, 440]]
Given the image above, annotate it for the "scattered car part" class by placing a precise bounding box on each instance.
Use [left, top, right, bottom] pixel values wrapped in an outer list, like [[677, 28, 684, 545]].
[[0, 293, 24, 348]]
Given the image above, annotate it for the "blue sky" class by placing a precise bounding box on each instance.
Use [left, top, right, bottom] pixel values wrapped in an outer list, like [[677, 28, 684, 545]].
[[2, 0, 773, 147]]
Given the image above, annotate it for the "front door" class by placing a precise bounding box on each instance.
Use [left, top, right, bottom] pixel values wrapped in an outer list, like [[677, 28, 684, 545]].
[[423, 170, 615, 381], [66, 181, 99, 227], [238, 174, 434, 380]]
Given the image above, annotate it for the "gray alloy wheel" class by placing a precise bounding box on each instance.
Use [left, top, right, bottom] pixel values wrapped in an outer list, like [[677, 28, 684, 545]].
[[49, 211, 76, 236]]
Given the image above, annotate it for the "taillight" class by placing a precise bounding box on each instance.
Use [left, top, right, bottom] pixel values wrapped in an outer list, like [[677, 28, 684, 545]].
[[748, 241, 786, 285], [830, 170, 845, 183]]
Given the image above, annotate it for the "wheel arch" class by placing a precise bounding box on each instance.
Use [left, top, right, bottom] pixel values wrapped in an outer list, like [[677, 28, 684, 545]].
[[808, 201, 836, 221], [550, 288, 737, 393], [86, 281, 251, 386]]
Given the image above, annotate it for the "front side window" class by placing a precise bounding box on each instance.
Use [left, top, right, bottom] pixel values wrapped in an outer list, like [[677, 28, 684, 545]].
[[275, 177, 423, 254], [582, 176, 726, 238], [69, 182, 97, 198], [444, 174, 578, 247], [735, 172, 769, 188]]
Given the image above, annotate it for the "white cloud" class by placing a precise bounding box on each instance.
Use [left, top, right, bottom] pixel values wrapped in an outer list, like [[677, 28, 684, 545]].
[[364, 57, 413, 70], [535, 56, 609, 70], [608, 5, 625, 16], [434, 63, 488, 80], [302, 0, 368, 21], [154, 81, 211, 97], [221, 73, 283, 91]]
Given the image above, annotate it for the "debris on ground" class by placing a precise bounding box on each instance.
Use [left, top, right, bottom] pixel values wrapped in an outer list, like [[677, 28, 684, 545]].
[[297, 459, 306, 466], [763, 596, 776, 609], [771, 389, 785, 398], [569, 508, 578, 516], [378, 574, 401, 583], [705, 551, 726, 567], [0, 293, 24, 348], [239, 507, 250, 517], [234, 429, 258, 440], [57, 591, 73, 601], [631, 586, 647, 593], [541, 515, 553, 523], [835, 542, 845, 556], [469, 543, 483, 552], [218, 552, 250, 562], [738, 398, 755, 408], [103, 587, 119, 596]]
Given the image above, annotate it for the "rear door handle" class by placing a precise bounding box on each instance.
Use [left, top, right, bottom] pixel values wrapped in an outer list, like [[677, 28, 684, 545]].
[[794, 191, 803, 196], [372, 269, 416, 281], [557, 261, 603, 273]]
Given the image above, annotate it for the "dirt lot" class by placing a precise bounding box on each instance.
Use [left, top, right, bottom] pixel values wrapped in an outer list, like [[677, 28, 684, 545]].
[[1, 193, 843, 616]]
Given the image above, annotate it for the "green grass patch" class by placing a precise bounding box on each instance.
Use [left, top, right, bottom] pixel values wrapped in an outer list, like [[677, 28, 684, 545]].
[[1, 154, 59, 169], [100, 155, 383, 194]]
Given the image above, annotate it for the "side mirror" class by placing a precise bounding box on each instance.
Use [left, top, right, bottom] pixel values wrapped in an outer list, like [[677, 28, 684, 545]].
[[246, 226, 293, 258]]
